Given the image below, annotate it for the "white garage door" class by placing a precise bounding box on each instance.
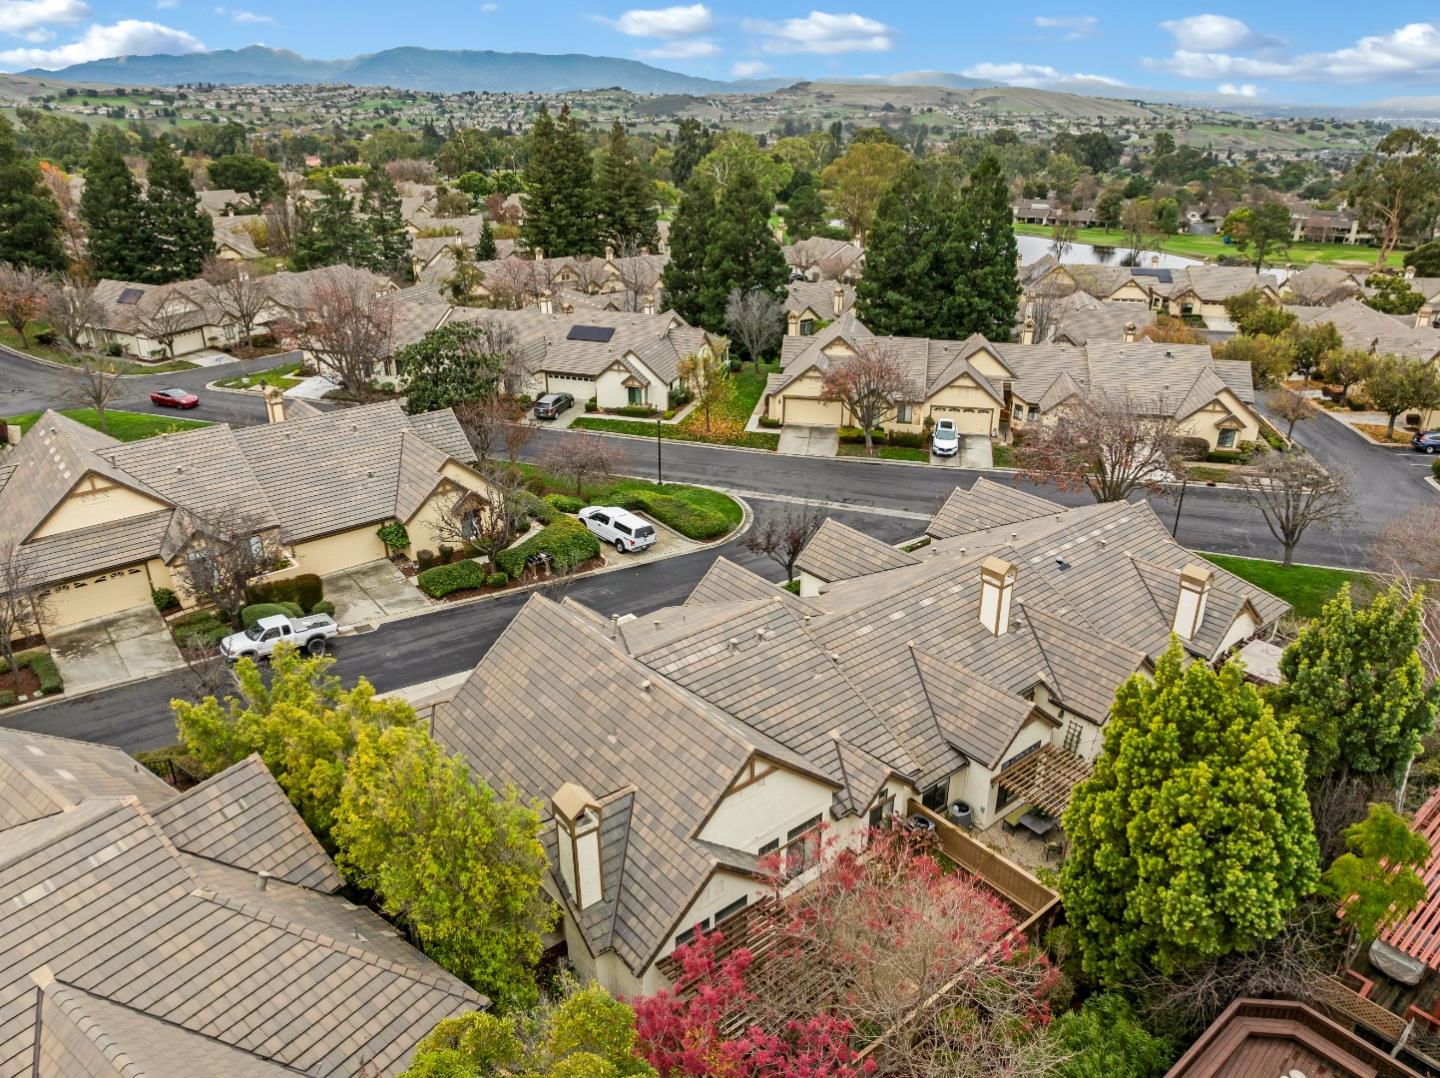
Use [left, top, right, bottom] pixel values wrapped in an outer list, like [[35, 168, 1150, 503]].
[[45, 565, 152, 628], [933, 406, 993, 435], [544, 375, 595, 400], [784, 397, 843, 426]]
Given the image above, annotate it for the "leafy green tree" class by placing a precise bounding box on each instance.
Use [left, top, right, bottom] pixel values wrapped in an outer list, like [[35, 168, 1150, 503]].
[[1061, 643, 1319, 985], [207, 153, 283, 202], [1284, 320, 1342, 384], [475, 218, 499, 261], [15, 108, 91, 169], [1047, 993, 1175, 1078], [80, 127, 147, 279], [1366, 273, 1425, 316], [1362, 353, 1440, 437], [1222, 289, 1297, 337], [1323, 802, 1430, 957], [594, 121, 658, 253], [402, 979, 656, 1076], [398, 322, 511, 412], [943, 152, 1021, 341], [1221, 202, 1292, 273], [819, 139, 911, 243], [333, 723, 554, 1009], [693, 169, 787, 332], [670, 118, 712, 187], [1093, 182, 1125, 230], [1275, 583, 1439, 785], [521, 105, 598, 258], [291, 175, 375, 270], [140, 140, 213, 282], [1348, 128, 1440, 265], [171, 646, 418, 841], [780, 174, 828, 240], [855, 161, 957, 337], [0, 116, 64, 272], [696, 130, 791, 205], [659, 171, 715, 327], [1405, 239, 1440, 277], [360, 163, 411, 277]]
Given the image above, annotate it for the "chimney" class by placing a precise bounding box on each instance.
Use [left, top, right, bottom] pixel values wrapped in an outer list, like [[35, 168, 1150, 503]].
[[256, 870, 273, 892], [642, 295, 656, 315], [539, 289, 553, 315], [263, 386, 285, 424], [1020, 316, 1035, 345], [833, 283, 845, 317], [534, 246, 544, 262], [1123, 321, 1137, 343], [553, 783, 604, 909], [978, 556, 1017, 636], [605, 244, 615, 261], [1172, 563, 1213, 640], [787, 310, 801, 336]]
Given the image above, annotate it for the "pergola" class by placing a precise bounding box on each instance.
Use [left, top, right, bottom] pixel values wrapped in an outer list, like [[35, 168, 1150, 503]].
[[1381, 788, 1440, 971], [994, 744, 1093, 818]]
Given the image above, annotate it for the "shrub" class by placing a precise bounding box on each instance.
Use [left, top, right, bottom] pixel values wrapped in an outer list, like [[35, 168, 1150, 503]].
[[888, 430, 924, 449], [311, 600, 336, 616], [247, 574, 323, 613], [544, 493, 586, 514], [151, 586, 177, 612], [585, 397, 597, 411], [377, 520, 410, 554], [495, 518, 601, 578], [612, 404, 658, 418], [758, 416, 782, 429], [514, 490, 558, 524], [1175, 435, 1212, 462], [485, 571, 508, 588], [669, 386, 694, 408], [523, 474, 548, 495], [25, 651, 62, 695], [241, 601, 304, 628], [1431, 458, 1440, 480], [172, 609, 231, 647], [416, 559, 488, 598], [104, 342, 123, 357], [0, 691, 16, 709], [621, 490, 729, 540], [836, 426, 887, 445], [437, 544, 454, 563], [35, 329, 57, 346], [416, 549, 438, 571]]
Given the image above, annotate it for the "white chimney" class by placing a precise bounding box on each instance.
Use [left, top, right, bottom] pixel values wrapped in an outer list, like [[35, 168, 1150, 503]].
[[605, 244, 615, 262], [534, 246, 544, 262], [1172, 563, 1213, 641], [1020, 316, 1035, 345], [978, 556, 1017, 636], [787, 310, 801, 336], [833, 283, 845, 317], [1123, 321, 1137, 343], [539, 289, 553, 315], [263, 386, 286, 424], [552, 782, 603, 909]]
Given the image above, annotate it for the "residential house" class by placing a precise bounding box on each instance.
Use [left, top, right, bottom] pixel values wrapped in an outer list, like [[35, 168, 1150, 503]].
[[764, 316, 1260, 450], [1291, 298, 1440, 363], [429, 479, 1286, 997], [783, 236, 863, 282], [785, 279, 854, 335], [1010, 199, 1095, 228], [197, 188, 255, 217], [0, 402, 490, 630], [1145, 266, 1282, 323], [1282, 263, 1363, 306], [1023, 263, 1155, 306], [462, 249, 666, 311], [1024, 290, 1156, 345], [212, 214, 265, 261], [446, 306, 723, 411], [0, 729, 483, 1076], [80, 278, 286, 359]]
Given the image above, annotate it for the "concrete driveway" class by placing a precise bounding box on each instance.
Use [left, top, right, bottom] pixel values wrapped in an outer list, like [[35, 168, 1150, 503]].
[[48, 605, 184, 696], [778, 425, 839, 457], [958, 435, 994, 469], [323, 559, 432, 627]]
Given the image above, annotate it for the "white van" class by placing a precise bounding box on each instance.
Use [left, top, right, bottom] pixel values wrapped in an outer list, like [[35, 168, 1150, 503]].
[[578, 506, 657, 553]]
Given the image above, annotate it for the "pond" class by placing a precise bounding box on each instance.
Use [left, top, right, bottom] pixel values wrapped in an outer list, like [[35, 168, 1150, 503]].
[[1015, 233, 1201, 269]]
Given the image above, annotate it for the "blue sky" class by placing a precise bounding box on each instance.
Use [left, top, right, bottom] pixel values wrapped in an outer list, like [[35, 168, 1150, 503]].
[[1, 1, 1437, 104]]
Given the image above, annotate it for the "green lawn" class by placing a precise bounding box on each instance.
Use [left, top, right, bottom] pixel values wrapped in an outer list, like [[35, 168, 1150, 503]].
[[214, 360, 305, 390], [837, 444, 928, 462], [5, 408, 211, 442], [571, 365, 781, 450], [1013, 222, 1403, 269], [0, 324, 197, 374], [515, 464, 743, 537], [1200, 554, 1372, 619]]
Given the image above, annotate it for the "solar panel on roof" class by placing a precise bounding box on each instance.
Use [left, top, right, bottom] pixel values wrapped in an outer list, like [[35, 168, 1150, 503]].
[[1129, 269, 1173, 284], [567, 324, 615, 343], [117, 288, 145, 305]]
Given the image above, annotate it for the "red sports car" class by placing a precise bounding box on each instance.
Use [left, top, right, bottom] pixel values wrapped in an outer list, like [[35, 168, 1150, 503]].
[[150, 387, 199, 409]]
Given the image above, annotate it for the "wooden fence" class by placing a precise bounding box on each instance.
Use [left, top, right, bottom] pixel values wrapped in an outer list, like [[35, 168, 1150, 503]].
[[906, 799, 1059, 920]]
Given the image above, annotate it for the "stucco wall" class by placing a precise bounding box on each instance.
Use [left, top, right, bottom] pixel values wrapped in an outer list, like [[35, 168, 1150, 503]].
[[698, 763, 836, 852], [290, 527, 388, 576], [33, 477, 170, 539]]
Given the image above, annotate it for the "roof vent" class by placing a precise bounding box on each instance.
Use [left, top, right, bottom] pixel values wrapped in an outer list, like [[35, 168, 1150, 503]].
[[610, 614, 620, 639], [366, 470, 374, 479], [256, 871, 273, 892], [829, 652, 841, 664], [1054, 557, 1071, 572], [729, 636, 742, 652], [1164, 350, 1174, 359], [640, 679, 652, 693]]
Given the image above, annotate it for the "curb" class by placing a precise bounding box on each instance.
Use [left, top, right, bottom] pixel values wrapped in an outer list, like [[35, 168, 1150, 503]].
[[0, 659, 190, 720], [1316, 408, 1412, 450], [0, 341, 202, 378]]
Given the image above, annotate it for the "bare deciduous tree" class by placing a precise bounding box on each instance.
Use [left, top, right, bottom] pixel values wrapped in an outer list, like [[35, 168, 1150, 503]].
[[42, 272, 100, 352], [819, 341, 919, 456], [0, 262, 50, 349], [385, 158, 437, 184], [743, 502, 826, 584], [65, 354, 124, 435], [540, 433, 615, 497], [1236, 450, 1352, 567], [483, 257, 541, 310], [202, 257, 271, 348], [0, 542, 51, 679], [1016, 388, 1183, 503], [454, 393, 528, 464], [724, 287, 783, 369], [261, 192, 302, 257], [1265, 387, 1316, 440], [37, 164, 86, 262], [274, 265, 394, 399], [134, 287, 196, 359], [1024, 275, 1076, 344], [174, 510, 285, 625], [429, 465, 526, 565]]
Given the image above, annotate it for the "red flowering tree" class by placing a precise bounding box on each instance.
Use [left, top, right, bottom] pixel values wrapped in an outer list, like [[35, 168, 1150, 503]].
[[633, 826, 1062, 1078]]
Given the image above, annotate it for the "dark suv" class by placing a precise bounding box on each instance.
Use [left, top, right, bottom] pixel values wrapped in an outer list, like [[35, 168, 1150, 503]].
[[1412, 431, 1440, 453], [533, 392, 574, 420]]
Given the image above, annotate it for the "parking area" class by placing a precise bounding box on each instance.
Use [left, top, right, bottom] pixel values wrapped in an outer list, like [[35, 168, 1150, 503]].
[[591, 514, 699, 567], [322, 559, 432, 627], [778, 424, 839, 457], [48, 604, 184, 696]]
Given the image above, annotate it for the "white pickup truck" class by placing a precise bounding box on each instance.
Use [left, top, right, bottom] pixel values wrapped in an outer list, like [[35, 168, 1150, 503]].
[[219, 613, 340, 662]]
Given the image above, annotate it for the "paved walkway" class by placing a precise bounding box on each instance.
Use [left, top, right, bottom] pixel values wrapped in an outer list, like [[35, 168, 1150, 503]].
[[323, 560, 431, 628], [48, 605, 184, 696], [777, 424, 839, 457], [285, 374, 340, 400]]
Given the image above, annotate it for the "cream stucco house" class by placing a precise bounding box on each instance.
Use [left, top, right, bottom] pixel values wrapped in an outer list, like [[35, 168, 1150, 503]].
[[764, 316, 1261, 451], [430, 478, 1288, 997], [81, 278, 280, 359], [0, 402, 492, 631]]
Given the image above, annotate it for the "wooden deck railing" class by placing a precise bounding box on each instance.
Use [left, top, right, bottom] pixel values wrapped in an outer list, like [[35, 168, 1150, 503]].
[[907, 799, 1059, 919]]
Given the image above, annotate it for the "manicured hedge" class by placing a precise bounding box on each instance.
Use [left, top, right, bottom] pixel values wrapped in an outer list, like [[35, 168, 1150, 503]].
[[495, 518, 601, 578], [485, 571, 508, 588], [311, 600, 336, 616], [0, 649, 64, 700], [241, 601, 304, 628], [513, 490, 558, 525], [416, 559, 488, 598], [621, 490, 728, 540], [172, 609, 231, 647], [247, 573, 324, 613], [544, 493, 586, 514]]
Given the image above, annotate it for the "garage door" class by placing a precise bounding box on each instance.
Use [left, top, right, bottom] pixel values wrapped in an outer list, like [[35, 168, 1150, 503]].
[[45, 564, 152, 628], [544, 375, 595, 400], [784, 397, 843, 426], [933, 406, 993, 435]]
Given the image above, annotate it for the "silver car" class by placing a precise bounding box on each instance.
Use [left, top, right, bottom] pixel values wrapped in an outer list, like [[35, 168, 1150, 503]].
[[931, 417, 960, 457]]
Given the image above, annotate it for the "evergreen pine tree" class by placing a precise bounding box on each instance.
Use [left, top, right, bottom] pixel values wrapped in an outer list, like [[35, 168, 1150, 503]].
[[0, 115, 65, 272], [695, 169, 786, 331], [291, 176, 374, 270], [360, 164, 411, 278], [520, 104, 598, 258], [595, 121, 658, 253], [659, 171, 716, 328], [140, 140, 214, 283], [942, 152, 1020, 341], [671, 118, 712, 187], [855, 162, 957, 337], [80, 127, 147, 279], [474, 218, 498, 261], [779, 173, 826, 241]]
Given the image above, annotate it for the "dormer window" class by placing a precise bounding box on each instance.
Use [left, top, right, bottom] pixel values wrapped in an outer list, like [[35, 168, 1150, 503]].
[[553, 782, 604, 909]]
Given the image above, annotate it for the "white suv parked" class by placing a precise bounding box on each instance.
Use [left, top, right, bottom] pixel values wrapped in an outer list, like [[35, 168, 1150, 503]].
[[579, 506, 657, 553], [931, 417, 960, 457]]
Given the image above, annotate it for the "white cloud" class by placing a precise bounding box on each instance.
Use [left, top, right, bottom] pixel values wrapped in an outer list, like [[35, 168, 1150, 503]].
[[638, 38, 719, 58], [1069, 71, 1125, 86], [0, 0, 90, 35], [1217, 82, 1259, 97], [731, 59, 770, 77], [962, 61, 1124, 88], [1159, 14, 1278, 51], [231, 9, 272, 23], [480, 2, 498, 10], [742, 11, 897, 54], [612, 4, 711, 37], [0, 18, 204, 68], [1034, 15, 1096, 39]]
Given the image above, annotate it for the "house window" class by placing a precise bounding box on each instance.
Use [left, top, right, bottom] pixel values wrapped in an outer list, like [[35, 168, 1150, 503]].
[[1217, 429, 1237, 449], [896, 404, 914, 424], [800, 318, 814, 335], [784, 815, 822, 878], [759, 838, 779, 856], [714, 896, 749, 926], [675, 917, 711, 949], [1013, 404, 1024, 420], [868, 793, 896, 828], [248, 535, 265, 559], [1027, 405, 1040, 420], [627, 386, 644, 406], [922, 783, 947, 811]]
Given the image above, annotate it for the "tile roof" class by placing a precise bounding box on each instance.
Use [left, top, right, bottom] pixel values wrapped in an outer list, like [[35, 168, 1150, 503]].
[[795, 517, 919, 582], [90, 278, 221, 335], [928, 477, 1061, 539], [0, 728, 171, 830], [786, 280, 854, 319], [1291, 298, 1440, 361], [684, 556, 813, 611]]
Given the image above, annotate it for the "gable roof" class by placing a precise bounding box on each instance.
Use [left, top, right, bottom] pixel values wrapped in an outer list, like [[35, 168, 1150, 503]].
[[1292, 298, 1440, 361], [795, 517, 919, 583], [0, 728, 172, 830], [928, 477, 1058, 539]]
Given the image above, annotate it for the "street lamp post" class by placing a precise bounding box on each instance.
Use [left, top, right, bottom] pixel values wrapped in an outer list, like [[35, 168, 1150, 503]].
[[656, 415, 663, 487]]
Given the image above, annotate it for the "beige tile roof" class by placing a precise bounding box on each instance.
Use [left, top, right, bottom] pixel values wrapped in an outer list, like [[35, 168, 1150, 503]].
[[1049, 303, 1156, 344], [101, 424, 279, 531], [1283, 264, 1362, 306], [786, 280, 854, 319], [911, 647, 1040, 768], [1152, 265, 1280, 301], [0, 729, 172, 830], [795, 517, 919, 583], [928, 477, 1063, 540], [684, 555, 813, 610], [1292, 298, 1440, 361], [90, 279, 221, 336], [149, 754, 342, 892]]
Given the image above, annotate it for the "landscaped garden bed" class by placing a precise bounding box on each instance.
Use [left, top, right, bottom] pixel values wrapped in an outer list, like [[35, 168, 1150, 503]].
[[570, 366, 781, 450], [1353, 422, 1415, 445], [516, 465, 743, 540], [214, 359, 307, 390], [0, 649, 64, 708]]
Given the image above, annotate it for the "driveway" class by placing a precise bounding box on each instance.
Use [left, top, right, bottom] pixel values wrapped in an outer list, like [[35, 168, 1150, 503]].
[[47, 605, 184, 696], [778, 425, 839, 457], [323, 559, 432, 628]]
